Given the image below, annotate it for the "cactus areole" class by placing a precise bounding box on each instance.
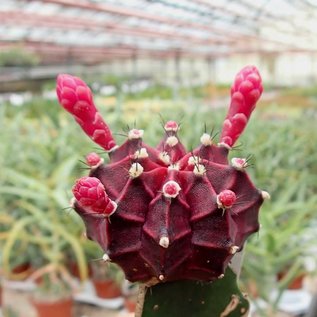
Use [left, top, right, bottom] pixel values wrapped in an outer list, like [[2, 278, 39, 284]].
[[57, 66, 266, 284]]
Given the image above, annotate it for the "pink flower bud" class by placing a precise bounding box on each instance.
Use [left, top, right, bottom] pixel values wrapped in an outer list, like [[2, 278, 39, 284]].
[[164, 121, 179, 132], [72, 177, 116, 216], [86, 152, 103, 167]]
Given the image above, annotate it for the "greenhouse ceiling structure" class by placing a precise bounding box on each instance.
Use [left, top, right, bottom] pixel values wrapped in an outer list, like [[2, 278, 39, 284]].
[[1, 0, 317, 64]]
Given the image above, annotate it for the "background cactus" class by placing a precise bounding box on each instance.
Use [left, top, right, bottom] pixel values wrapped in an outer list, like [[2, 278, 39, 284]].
[[56, 66, 267, 315]]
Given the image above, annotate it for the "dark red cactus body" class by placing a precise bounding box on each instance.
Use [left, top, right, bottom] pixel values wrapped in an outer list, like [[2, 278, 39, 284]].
[[57, 66, 266, 284]]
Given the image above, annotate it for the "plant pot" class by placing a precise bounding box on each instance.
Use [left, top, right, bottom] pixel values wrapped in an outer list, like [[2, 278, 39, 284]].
[[277, 271, 306, 290], [10, 262, 33, 280], [12, 262, 31, 274], [124, 296, 137, 312], [122, 280, 138, 312], [92, 279, 121, 299], [288, 274, 305, 290], [68, 261, 92, 280], [32, 297, 73, 317], [246, 279, 259, 298]]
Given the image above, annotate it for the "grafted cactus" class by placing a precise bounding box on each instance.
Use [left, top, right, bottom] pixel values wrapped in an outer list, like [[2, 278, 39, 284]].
[[56, 66, 268, 316]]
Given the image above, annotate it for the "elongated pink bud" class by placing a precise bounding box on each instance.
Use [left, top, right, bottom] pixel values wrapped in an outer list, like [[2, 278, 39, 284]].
[[219, 66, 263, 148], [56, 74, 116, 152], [72, 177, 117, 216]]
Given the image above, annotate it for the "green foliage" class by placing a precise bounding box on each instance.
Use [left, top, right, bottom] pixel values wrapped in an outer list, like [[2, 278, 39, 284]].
[[0, 100, 91, 279], [238, 109, 317, 195], [236, 110, 317, 312], [241, 193, 317, 310], [126, 84, 174, 100], [2, 307, 19, 317], [0, 48, 39, 67], [33, 273, 72, 302], [281, 85, 317, 98], [91, 262, 125, 285]]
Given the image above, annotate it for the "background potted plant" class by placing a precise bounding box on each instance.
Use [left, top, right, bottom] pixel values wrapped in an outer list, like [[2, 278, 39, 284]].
[[122, 280, 139, 313], [0, 101, 96, 317], [241, 175, 317, 314], [237, 106, 317, 314], [90, 261, 124, 299], [30, 263, 77, 317], [0, 100, 90, 281]]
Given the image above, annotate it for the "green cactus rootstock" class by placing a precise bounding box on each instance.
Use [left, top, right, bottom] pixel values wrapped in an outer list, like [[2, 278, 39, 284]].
[[56, 66, 268, 316], [140, 268, 249, 317]]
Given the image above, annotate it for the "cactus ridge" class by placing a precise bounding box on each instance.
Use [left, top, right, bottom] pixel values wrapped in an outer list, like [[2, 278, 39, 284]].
[[57, 66, 265, 284]]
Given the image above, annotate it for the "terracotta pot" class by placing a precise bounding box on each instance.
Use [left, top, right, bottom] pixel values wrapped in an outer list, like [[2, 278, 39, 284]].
[[277, 271, 305, 290], [246, 279, 259, 298], [32, 297, 73, 317], [11, 262, 33, 280], [26, 267, 44, 285], [93, 279, 121, 299], [12, 262, 31, 274], [68, 262, 92, 280], [288, 274, 305, 290], [124, 297, 137, 312]]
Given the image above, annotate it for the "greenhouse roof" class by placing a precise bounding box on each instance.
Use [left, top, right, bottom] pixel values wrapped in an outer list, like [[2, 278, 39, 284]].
[[1, 0, 317, 64]]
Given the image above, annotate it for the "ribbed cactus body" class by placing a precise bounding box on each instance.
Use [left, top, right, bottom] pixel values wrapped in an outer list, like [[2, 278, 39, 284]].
[[57, 66, 266, 285]]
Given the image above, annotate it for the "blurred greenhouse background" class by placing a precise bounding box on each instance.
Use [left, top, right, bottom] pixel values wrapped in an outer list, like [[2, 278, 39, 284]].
[[0, 0, 317, 317]]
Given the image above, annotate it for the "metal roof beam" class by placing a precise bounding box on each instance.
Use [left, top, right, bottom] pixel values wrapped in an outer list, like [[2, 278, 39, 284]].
[[41, 0, 237, 30], [2, 39, 315, 61], [0, 10, 234, 47], [0, 40, 224, 59], [40, 0, 291, 48]]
